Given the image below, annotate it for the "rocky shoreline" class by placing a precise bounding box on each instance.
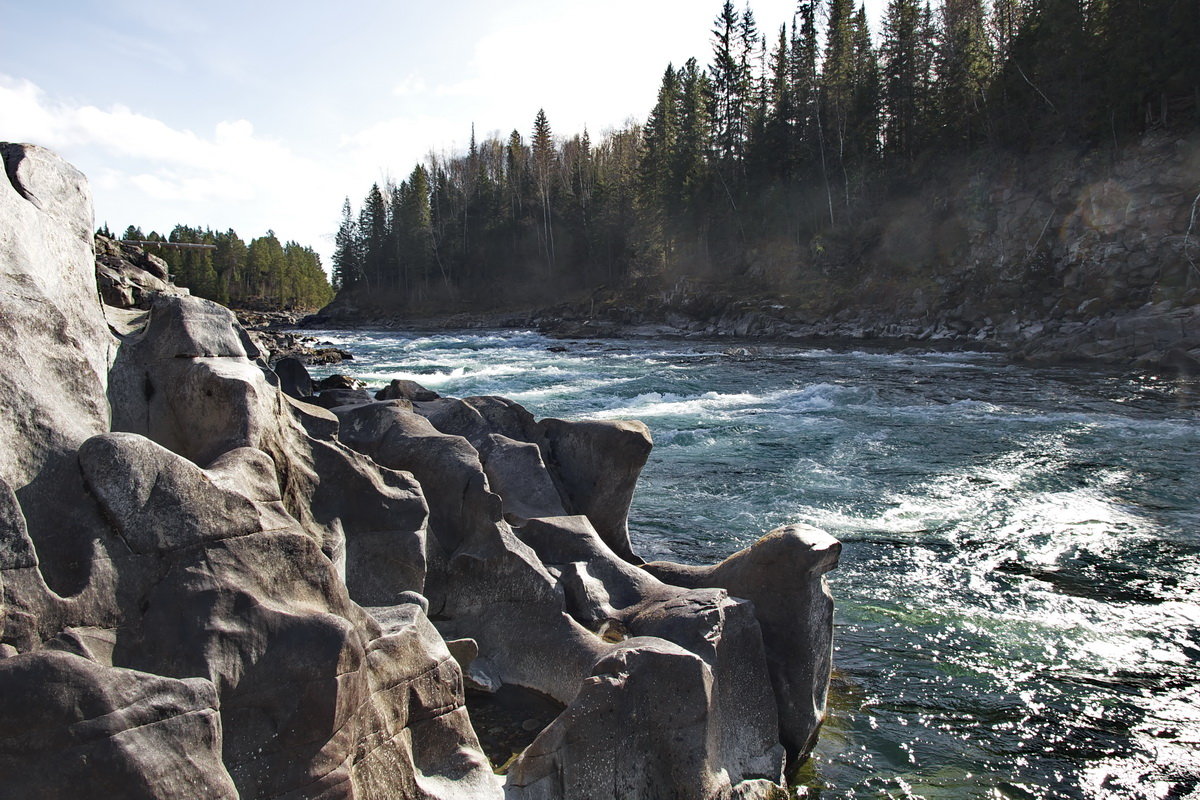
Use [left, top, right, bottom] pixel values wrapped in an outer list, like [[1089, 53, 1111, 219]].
[[2, 144, 841, 798], [304, 292, 1200, 375]]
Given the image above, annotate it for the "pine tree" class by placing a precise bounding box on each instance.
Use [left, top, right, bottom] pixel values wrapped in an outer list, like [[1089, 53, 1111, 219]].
[[641, 65, 681, 211], [739, 4, 766, 170], [992, 0, 1093, 144], [358, 184, 388, 289], [849, 5, 881, 162], [332, 198, 360, 290], [791, 1, 821, 170], [759, 25, 795, 178], [398, 165, 438, 289], [245, 232, 285, 305], [937, 0, 993, 145], [675, 58, 714, 218], [821, 0, 858, 176], [531, 109, 557, 274], [214, 229, 247, 302], [1099, 0, 1200, 134], [989, 0, 1025, 68], [881, 0, 926, 159], [710, 1, 745, 163]]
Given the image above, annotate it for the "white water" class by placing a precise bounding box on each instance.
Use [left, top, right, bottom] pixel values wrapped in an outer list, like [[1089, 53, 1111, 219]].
[[308, 329, 1200, 799]]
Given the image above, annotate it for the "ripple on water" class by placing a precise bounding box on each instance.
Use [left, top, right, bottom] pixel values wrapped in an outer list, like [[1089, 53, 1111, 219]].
[[301, 329, 1200, 799]]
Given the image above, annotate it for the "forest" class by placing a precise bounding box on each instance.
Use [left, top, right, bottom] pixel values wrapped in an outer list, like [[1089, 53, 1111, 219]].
[[335, 0, 1198, 313], [102, 223, 334, 309]]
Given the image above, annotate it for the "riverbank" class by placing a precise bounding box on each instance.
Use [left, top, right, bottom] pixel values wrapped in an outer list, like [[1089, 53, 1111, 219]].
[[310, 131, 1200, 375], [302, 290, 1200, 374]]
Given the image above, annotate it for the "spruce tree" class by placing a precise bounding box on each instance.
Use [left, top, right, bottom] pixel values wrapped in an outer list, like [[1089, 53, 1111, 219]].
[[791, 1, 821, 171], [739, 4, 766, 171], [881, 0, 926, 159], [332, 198, 360, 291], [641, 65, 681, 211], [760, 25, 795, 178], [531, 109, 557, 274], [710, 1, 745, 164], [850, 5, 881, 163], [937, 0, 993, 146], [821, 0, 857, 164], [675, 58, 714, 218], [358, 184, 388, 289]]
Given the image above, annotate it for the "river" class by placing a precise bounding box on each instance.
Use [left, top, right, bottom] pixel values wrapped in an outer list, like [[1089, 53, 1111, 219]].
[[306, 328, 1200, 799]]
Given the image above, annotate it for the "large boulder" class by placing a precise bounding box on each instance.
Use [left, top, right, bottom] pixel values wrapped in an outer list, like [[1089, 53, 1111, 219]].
[[0, 650, 237, 799], [0, 143, 116, 597], [410, 396, 652, 562], [2, 143, 840, 800], [536, 418, 652, 564], [506, 639, 782, 800], [644, 525, 842, 761]]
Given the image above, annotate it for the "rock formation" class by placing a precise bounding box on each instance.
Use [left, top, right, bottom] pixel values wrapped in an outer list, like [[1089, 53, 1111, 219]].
[[93, 232, 180, 309], [0, 142, 840, 799]]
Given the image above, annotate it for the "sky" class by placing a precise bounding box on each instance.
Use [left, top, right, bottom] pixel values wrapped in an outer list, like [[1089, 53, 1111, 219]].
[[0, 0, 886, 268]]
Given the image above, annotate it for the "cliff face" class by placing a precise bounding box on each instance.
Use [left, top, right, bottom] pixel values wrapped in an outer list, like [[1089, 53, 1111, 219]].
[[849, 133, 1200, 324], [0, 144, 841, 799]]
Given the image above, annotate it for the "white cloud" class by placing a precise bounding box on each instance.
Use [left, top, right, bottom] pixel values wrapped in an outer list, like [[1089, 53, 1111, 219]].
[[393, 74, 429, 96], [0, 73, 349, 264]]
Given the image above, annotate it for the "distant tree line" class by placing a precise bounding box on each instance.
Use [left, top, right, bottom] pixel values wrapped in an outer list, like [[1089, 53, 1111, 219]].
[[107, 224, 333, 309], [333, 0, 1199, 310]]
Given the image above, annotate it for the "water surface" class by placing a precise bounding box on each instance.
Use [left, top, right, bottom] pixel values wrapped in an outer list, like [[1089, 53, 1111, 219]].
[[308, 329, 1200, 799]]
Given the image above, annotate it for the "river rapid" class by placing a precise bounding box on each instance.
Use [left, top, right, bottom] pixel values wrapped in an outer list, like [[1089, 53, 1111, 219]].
[[306, 328, 1200, 799]]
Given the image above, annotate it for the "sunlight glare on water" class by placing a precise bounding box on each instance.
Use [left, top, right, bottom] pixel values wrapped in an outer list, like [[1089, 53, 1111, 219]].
[[306, 328, 1200, 799]]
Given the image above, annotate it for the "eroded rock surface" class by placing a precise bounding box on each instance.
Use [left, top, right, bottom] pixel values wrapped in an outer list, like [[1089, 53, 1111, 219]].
[[644, 525, 842, 760], [1, 142, 497, 800], [1, 142, 839, 799]]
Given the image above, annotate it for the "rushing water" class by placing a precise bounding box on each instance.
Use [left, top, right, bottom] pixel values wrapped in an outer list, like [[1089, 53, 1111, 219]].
[[306, 328, 1200, 799]]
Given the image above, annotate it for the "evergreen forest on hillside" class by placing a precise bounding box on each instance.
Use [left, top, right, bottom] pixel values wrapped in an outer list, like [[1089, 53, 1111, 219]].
[[330, 0, 1199, 314], [103, 223, 334, 309]]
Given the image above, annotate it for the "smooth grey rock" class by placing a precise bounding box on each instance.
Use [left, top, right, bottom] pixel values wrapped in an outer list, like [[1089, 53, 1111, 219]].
[[479, 434, 567, 524], [77, 432, 490, 799], [333, 402, 608, 701], [0, 143, 116, 595], [644, 524, 842, 760], [313, 387, 376, 409], [537, 418, 652, 564], [411, 397, 651, 564], [415, 395, 543, 451], [517, 516, 785, 785], [505, 638, 783, 800], [2, 143, 502, 800], [0, 650, 238, 799], [377, 378, 440, 402], [78, 433, 295, 554], [93, 234, 181, 309], [273, 355, 313, 399], [334, 394, 799, 796]]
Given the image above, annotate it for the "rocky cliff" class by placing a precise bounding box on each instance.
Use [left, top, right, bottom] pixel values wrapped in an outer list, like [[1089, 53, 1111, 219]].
[[0, 144, 839, 798]]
